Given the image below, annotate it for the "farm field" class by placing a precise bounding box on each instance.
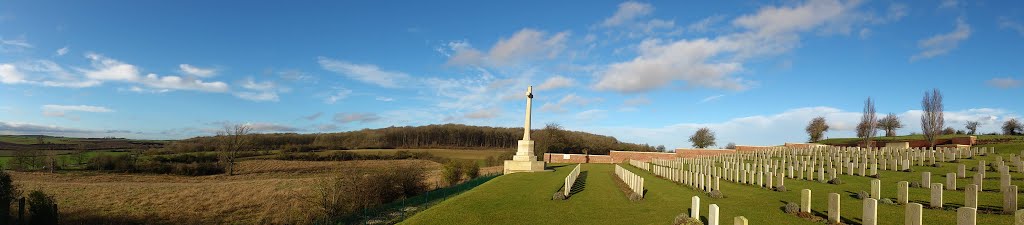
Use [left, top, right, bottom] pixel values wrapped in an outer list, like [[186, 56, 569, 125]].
[[343, 149, 512, 161], [13, 159, 450, 224], [405, 145, 1022, 225]]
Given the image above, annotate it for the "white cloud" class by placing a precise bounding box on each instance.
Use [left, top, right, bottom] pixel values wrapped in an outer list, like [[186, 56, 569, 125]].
[[700, 94, 725, 103], [911, 17, 971, 61], [179, 64, 217, 77], [464, 107, 500, 119], [939, 0, 960, 9], [601, 1, 654, 27], [324, 88, 353, 104], [444, 29, 569, 67], [41, 104, 114, 121], [375, 96, 395, 102], [56, 46, 69, 56], [987, 77, 1021, 89], [535, 75, 575, 90], [623, 96, 651, 107], [247, 122, 303, 133], [233, 91, 279, 102], [540, 93, 603, 113], [80, 53, 229, 92], [1000, 17, 1024, 37], [334, 112, 381, 124], [318, 57, 409, 88], [0, 37, 32, 51], [593, 0, 901, 93], [233, 77, 287, 102], [0, 64, 26, 84], [0, 121, 99, 135], [687, 15, 726, 33], [303, 112, 323, 121]]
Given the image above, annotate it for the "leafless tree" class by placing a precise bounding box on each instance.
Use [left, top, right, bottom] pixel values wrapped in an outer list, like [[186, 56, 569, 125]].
[[860, 97, 878, 147], [805, 117, 830, 142], [1004, 118, 1023, 135], [965, 121, 980, 135], [921, 89, 944, 148], [877, 113, 903, 137], [218, 123, 252, 176], [689, 127, 716, 149]]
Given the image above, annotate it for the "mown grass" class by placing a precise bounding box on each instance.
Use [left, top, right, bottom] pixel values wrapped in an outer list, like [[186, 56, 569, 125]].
[[404, 145, 1022, 225]]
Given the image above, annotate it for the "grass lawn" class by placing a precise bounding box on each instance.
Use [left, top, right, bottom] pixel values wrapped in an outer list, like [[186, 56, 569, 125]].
[[404, 148, 1020, 224]]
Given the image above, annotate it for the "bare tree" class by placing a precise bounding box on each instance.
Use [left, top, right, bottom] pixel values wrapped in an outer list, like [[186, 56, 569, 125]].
[[806, 117, 830, 142], [689, 127, 716, 149], [965, 121, 980, 135], [218, 123, 253, 176], [724, 142, 737, 150], [877, 113, 903, 137], [921, 89, 944, 148], [1004, 118, 1023, 135], [860, 97, 878, 147]]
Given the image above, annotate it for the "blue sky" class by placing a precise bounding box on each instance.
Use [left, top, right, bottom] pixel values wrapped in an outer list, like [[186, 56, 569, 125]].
[[1, 0, 1022, 148]]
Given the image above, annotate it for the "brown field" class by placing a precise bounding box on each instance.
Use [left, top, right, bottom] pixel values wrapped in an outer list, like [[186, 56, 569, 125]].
[[11, 159, 499, 225], [342, 148, 513, 160]]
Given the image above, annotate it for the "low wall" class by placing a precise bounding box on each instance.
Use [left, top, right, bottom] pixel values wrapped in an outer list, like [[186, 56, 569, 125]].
[[734, 145, 770, 151], [674, 148, 736, 158], [542, 153, 613, 163], [543, 149, 734, 164]]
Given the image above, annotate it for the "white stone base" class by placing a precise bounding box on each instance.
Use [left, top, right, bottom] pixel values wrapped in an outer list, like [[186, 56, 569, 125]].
[[503, 160, 547, 174]]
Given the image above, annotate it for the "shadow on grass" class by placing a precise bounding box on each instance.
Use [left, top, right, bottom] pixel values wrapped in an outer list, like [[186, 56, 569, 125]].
[[547, 164, 571, 169], [568, 171, 588, 197]]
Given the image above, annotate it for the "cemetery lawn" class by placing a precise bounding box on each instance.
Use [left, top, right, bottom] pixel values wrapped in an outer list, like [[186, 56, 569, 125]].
[[404, 145, 1020, 225]]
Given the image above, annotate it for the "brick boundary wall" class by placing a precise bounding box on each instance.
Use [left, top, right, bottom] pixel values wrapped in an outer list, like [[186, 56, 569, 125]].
[[543, 149, 736, 164]]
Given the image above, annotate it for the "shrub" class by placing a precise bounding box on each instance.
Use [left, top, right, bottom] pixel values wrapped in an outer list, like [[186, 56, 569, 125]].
[[313, 166, 428, 223], [880, 198, 895, 205], [775, 185, 787, 192], [0, 170, 20, 223], [784, 202, 800, 214], [442, 161, 464, 186], [463, 161, 480, 179], [552, 192, 566, 200], [672, 213, 702, 225], [27, 190, 57, 225], [628, 193, 643, 201], [909, 181, 922, 188], [828, 178, 843, 185], [855, 190, 869, 200], [709, 190, 724, 199]]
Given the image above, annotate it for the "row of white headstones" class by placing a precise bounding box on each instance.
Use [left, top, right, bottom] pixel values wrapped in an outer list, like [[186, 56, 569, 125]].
[[562, 164, 581, 197], [614, 164, 644, 198], [629, 146, 1021, 225]]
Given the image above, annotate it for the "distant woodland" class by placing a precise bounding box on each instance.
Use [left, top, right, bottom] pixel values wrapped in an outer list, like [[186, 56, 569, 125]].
[[164, 124, 657, 155]]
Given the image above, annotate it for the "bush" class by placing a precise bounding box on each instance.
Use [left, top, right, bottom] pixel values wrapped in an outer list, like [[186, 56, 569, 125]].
[[314, 166, 428, 222], [909, 181, 922, 188], [709, 190, 724, 199], [784, 202, 800, 214], [27, 190, 57, 225], [628, 192, 643, 201], [775, 185, 787, 192], [828, 177, 844, 185], [552, 192, 566, 200], [442, 161, 464, 186], [855, 191, 869, 200], [672, 213, 702, 225], [0, 171, 19, 223], [463, 161, 480, 179], [880, 198, 895, 205]]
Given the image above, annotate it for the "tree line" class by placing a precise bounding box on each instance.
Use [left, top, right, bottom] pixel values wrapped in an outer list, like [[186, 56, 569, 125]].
[[163, 123, 657, 155]]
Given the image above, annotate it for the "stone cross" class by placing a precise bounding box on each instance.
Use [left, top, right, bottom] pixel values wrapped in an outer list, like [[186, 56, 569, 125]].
[[522, 86, 533, 141]]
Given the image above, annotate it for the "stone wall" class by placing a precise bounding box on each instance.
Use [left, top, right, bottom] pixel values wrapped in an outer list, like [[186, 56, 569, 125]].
[[542, 153, 613, 163], [542, 149, 734, 163], [674, 149, 737, 158], [734, 145, 771, 151]]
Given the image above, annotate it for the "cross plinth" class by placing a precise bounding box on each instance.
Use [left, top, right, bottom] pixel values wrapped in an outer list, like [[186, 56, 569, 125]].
[[504, 85, 548, 174]]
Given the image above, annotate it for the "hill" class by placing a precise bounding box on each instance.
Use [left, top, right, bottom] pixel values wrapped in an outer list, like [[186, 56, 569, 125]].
[[0, 135, 165, 150]]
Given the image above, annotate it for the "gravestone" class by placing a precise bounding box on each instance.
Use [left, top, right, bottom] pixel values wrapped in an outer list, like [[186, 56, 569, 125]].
[[958, 164, 967, 178], [801, 189, 812, 213], [931, 183, 944, 208], [871, 179, 881, 199], [777, 173, 785, 188], [829, 193, 841, 224], [1006, 185, 1019, 214], [947, 173, 957, 190], [1016, 209, 1024, 225], [974, 174, 984, 191], [691, 196, 700, 218], [965, 184, 978, 208], [905, 203, 922, 225], [863, 198, 877, 225], [733, 216, 747, 225], [922, 172, 931, 188], [709, 204, 720, 225], [897, 181, 909, 204], [957, 207, 976, 225]]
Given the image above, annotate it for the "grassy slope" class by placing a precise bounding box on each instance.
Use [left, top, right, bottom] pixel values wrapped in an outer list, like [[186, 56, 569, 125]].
[[0, 135, 80, 144], [404, 146, 1021, 225], [344, 149, 512, 160]]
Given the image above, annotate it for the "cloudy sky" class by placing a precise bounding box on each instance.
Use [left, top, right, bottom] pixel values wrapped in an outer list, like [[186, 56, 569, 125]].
[[1, 0, 1022, 147]]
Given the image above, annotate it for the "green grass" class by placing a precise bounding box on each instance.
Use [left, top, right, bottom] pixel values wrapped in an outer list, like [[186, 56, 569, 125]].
[[0, 150, 130, 168], [404, 148, 1021, 224], [817, 134, 1024, 146], [0, 135, 81, 144]]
